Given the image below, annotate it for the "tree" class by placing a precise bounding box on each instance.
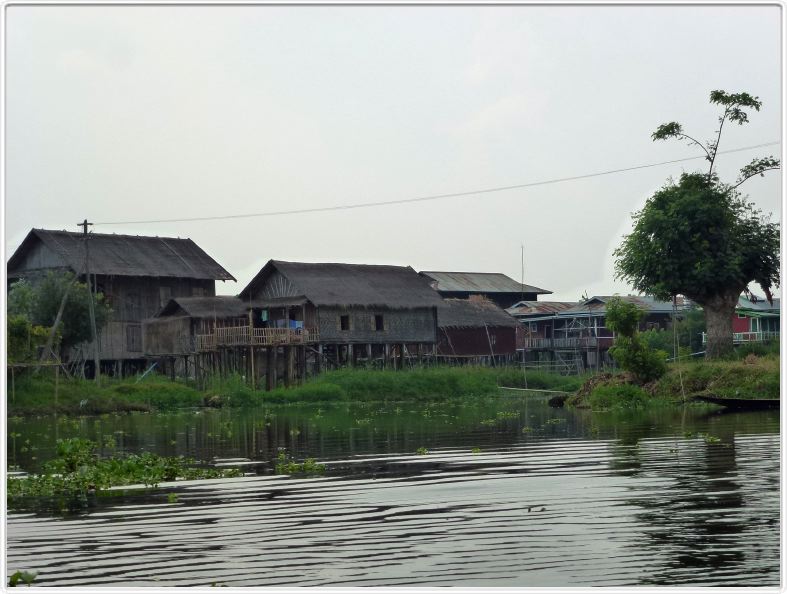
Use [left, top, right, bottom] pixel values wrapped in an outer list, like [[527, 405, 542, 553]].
[[7, 272, 112, 358], [614, 90, 780, 359], [605, 298, 667, 383]]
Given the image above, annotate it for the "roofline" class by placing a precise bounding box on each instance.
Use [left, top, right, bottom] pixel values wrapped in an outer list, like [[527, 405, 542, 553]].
[[8, 228, 236, 282]]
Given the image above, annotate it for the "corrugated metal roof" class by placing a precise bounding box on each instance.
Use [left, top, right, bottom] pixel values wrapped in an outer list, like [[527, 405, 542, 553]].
[[738, 295, 780, 312], [8, 229, 235, 281], [419, 271, 551, 295], [437, 298, 520, 329], [506, 301, 577, 317], [558, 295, 686, 316]]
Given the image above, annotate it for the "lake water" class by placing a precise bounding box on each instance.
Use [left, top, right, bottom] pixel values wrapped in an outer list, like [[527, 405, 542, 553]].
[[7, 394, 781, 587]]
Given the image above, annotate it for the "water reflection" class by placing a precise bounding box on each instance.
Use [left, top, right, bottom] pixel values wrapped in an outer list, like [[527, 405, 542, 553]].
[[7, 396, 780, 587]]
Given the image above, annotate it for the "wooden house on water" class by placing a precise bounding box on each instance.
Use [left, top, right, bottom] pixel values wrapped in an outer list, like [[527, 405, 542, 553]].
[[148, 260, 444, 388], [7, 229, 235, 376], [510, 295, 688, 372], [419, 271, 551, 309], [703, 293, 780, 347], [435, 296, 519, 364]]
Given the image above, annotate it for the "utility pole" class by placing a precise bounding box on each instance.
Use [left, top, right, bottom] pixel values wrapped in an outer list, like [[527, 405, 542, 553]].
[[79, 219, 100, 384]]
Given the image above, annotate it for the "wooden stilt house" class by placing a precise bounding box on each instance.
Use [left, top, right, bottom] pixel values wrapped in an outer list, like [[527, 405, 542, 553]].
[[7, 229, 235, 376], [174, 260, 442, 388]]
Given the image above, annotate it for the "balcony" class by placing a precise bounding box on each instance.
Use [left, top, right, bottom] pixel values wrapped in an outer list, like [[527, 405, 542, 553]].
[[521, 337, 614, 350], [196, 326, 320, 351], [701, 331, 779, 345]]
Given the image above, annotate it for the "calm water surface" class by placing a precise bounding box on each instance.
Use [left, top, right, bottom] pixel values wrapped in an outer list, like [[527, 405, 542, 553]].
[[7, 394, 780, 587]]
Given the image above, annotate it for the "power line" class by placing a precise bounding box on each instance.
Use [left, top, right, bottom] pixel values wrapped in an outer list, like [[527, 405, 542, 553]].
[[95, 141, 780, 226]]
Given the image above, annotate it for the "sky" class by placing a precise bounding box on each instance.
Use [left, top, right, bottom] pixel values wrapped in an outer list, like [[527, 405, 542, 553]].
[[4, 4, 782, 301]]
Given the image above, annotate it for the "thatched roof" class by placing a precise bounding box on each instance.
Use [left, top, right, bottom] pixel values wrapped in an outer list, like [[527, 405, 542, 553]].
[[437, 298, 520, 329], [156, 296, 247, 319], [420, 271, 551, 295], [240, 260, 444, 309], [8, 229, 235, 281]]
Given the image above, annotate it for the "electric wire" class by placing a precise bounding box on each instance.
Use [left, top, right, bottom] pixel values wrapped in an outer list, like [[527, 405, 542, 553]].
[[93, 141, 780, 227]]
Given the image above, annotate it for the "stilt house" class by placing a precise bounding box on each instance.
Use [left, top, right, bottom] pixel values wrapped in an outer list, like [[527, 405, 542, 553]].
[[7, 229, 235, 375]]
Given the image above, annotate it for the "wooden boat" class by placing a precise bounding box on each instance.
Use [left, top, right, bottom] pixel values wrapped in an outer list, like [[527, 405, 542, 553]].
[[692, 394, 779, 410]]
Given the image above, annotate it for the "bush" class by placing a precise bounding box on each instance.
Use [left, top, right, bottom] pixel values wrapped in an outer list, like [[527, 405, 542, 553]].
[[588, 384, 651, 410], [606, 298, 668, 383], [735, 340, 779, 359]]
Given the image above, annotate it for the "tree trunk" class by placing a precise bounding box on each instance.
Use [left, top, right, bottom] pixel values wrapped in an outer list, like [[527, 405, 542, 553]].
[[703, 293, 739, 359]]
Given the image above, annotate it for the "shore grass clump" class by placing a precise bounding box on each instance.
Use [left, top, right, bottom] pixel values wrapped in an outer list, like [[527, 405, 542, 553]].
[[653, 355, 779, 400], [7, 438, 241, 509], [8, 373, 203, 416], [587, 384, 651, 411]]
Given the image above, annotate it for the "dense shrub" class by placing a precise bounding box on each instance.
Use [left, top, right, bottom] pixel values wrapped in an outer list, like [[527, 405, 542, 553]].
[[606, 298, 668, 383], [588, 384, 651, 410]]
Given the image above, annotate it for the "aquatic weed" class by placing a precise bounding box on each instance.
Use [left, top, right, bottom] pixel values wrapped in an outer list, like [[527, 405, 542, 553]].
[[8, 570, 37, 587]]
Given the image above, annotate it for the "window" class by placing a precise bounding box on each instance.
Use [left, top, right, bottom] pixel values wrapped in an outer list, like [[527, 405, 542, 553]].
[[340, 315, 350, 331], [159, 286, 172, 308], [490, 334, 497, 345], [375, 314, 384, 331], [529, 322, 538, 332], [191, 286, 206, 297], [126, 324, 142, 352]]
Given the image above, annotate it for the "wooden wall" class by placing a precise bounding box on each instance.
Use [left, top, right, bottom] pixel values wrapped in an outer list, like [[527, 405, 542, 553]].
[[316, 306, 437, 344], [76, 275, 215, 362], [437, 326, 516, 356]]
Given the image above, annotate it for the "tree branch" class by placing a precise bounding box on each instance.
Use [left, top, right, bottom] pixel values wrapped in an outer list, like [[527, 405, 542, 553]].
[[707, 107, 729, 180], [732, 167, 781, 189]]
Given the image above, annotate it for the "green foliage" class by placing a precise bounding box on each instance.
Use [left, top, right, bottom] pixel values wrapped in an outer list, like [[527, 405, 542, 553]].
[[588, 384, 651, 410], [416, 447, 429, 455], [7, 279, 36, 318], [8, 271, 112, 352], [605, 298, 644, 336], [651, 355, 779, 400], [8, 373, 204, 415], [735, 340, 779, 359], [32, 271, 112, 349], [7, 438, 241, 509], [274, 452, 325, 476], [616, 90, 779, 359], [8, 570, 37, 587], [605, 298, 667, 383], [614, 174, 778, 305], [7, 315, 51, 363]]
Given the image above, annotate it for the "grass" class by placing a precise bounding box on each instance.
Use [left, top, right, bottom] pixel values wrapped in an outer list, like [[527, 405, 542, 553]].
[[9, 365, 599, 415], [569, 353, 779, 408], [8, 373, 204, 416], [652, 354, 779, 400]]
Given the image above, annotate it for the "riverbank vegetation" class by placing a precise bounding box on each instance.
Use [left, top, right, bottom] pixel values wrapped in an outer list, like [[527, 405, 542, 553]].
[[8, 373, 204, 415], [569, 351, 779, 410], [8, 366, 584, 416]]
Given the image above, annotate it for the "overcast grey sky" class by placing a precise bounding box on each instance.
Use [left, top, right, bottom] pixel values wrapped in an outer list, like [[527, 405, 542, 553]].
[[5, 4, 782, 301]]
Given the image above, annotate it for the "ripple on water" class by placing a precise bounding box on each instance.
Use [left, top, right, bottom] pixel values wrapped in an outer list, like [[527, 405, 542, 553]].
[[7, 430, 779, 587]]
